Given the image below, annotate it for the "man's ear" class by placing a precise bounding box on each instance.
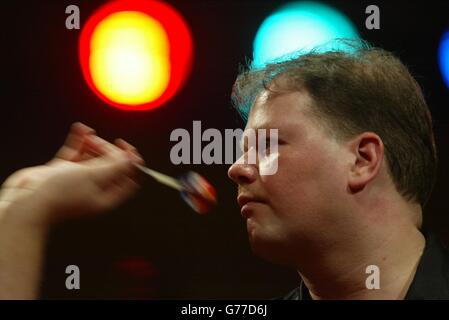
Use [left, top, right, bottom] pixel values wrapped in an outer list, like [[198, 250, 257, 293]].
[[347, 132, 384, 193]]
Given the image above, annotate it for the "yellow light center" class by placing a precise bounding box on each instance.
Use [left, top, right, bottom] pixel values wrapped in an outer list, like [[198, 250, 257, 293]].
[[89, 11, 170, 105]]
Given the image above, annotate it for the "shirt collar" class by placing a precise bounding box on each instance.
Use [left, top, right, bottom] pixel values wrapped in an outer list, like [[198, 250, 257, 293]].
[[289, 232, 449, 300]]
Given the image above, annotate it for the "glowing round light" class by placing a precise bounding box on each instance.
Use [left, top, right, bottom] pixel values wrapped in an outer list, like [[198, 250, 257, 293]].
[[89, 12, 170, 105], [253, 1, 359, 68], [438, 29, 449, 89], [79, 0, 193, 111]]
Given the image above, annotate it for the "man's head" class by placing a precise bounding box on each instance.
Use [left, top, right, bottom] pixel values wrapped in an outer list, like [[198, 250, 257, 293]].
[[228, 42, 438, 265]]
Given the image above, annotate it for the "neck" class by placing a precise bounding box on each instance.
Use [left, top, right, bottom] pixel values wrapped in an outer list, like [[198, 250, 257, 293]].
[[295, 206, 425, 300]]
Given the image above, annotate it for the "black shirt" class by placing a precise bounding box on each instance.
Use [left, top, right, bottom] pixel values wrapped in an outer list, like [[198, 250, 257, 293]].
[[282, 233, 449, 300]]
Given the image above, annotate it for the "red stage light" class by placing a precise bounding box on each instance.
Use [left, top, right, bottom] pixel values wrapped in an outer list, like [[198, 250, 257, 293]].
[[79, 0, 193, 111]]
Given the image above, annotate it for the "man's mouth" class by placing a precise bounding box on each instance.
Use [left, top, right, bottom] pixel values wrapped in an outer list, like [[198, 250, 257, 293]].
[[237, 194, 265, 206], [237, 194, 265, 217]]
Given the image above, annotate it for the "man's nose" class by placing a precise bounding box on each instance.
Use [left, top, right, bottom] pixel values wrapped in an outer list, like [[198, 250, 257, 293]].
[[228, 161, 258, 185]]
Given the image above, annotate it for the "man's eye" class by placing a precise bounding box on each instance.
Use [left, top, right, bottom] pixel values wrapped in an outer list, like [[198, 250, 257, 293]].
[[264, 137, 285, 147]]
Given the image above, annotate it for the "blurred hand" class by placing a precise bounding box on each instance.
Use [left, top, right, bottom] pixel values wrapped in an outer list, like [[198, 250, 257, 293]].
[[0, 122, 145, 226]]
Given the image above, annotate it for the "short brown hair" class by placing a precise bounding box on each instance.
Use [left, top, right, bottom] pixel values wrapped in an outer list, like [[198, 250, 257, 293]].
[[232, 41, 438, 207]]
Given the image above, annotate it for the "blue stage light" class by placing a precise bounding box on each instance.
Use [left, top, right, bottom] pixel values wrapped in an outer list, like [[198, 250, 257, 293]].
[[253, 1, 359, 68], [438, 29, 449, 89]]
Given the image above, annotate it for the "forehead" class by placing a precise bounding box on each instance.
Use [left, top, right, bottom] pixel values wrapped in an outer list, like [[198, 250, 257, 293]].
[[246, 89, 315, 132]]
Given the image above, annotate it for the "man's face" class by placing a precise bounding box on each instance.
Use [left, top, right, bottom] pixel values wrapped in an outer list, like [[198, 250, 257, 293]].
[[228, 89, 351, 265]]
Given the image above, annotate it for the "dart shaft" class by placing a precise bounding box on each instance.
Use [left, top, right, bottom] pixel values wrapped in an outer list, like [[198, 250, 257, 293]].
[[135, 164, 184, 191]]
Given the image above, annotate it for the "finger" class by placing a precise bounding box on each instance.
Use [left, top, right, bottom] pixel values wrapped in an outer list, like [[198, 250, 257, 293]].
[[83, 135, 141, 186], [114, 139, 145, 165], [87, 152, 135, 187], [83, 135, 128, 161], [54, 122, 96, 161], [83, 136, 142, 187], [114, 138, 137, 154], [78, 145, 102, 161], [114, 139, 145, 185], [78, 135, 106, 161], [72, 122, 96, 136]]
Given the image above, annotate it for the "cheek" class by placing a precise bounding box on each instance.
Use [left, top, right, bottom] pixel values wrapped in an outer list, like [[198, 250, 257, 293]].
[[261, 148, 345, 213]]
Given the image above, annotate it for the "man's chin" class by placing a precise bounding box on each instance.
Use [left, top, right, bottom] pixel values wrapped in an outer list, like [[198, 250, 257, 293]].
[[247, 226, 294, 266]]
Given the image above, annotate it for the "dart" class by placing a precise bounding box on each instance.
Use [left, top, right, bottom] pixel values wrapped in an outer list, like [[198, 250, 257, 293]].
[[135, 164, 217, 214], [81, 134, 216, 214]]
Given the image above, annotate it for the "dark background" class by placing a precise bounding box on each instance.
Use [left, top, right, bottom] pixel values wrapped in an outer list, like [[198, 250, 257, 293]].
[[2, 0, 449, 299]]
